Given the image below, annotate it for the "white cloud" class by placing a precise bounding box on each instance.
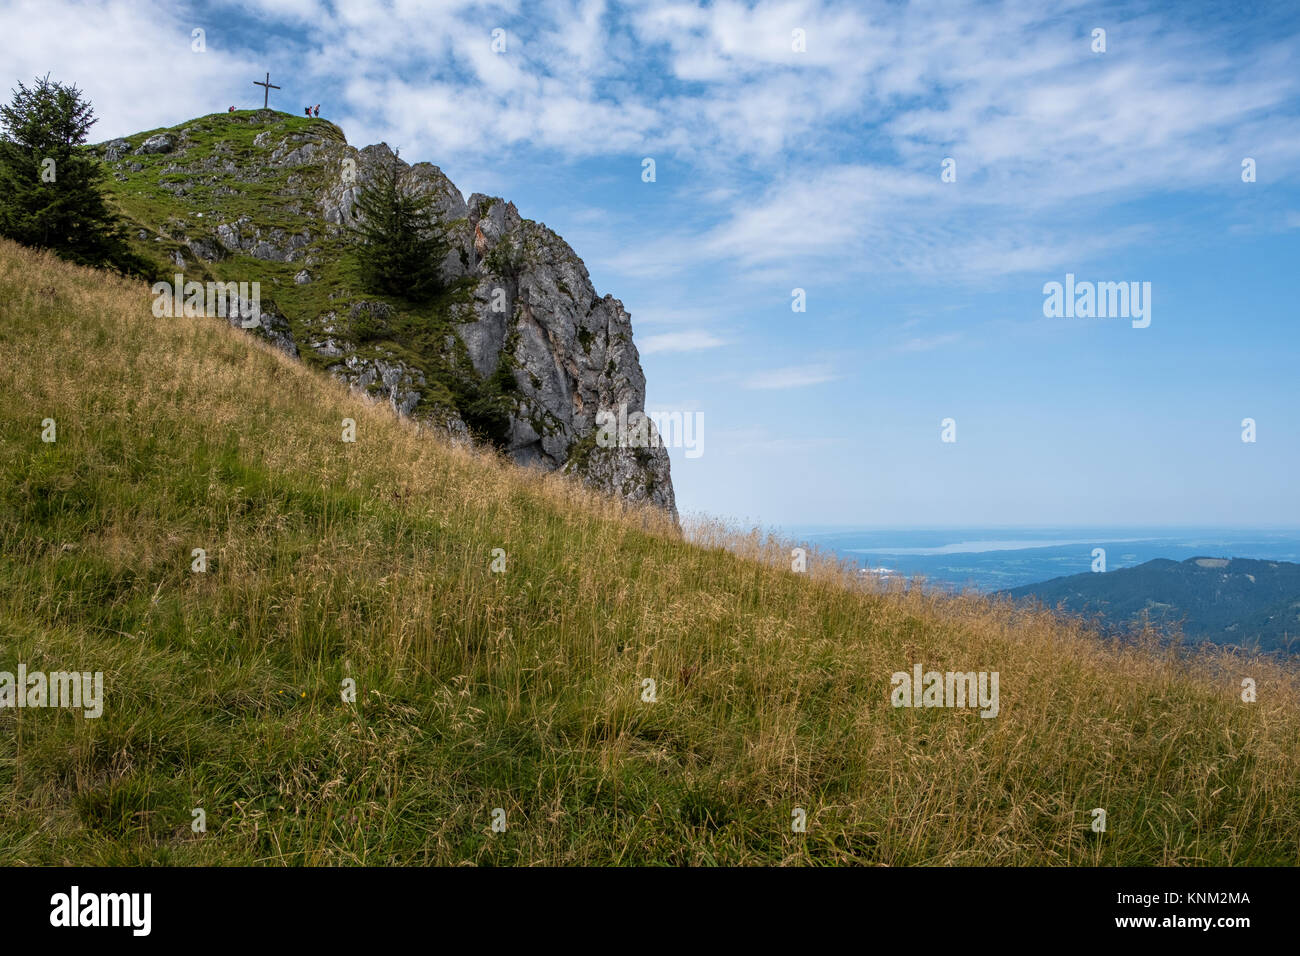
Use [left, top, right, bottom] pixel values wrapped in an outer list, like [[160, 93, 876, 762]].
[[639, 331, 727, 354], [0, 0, 265, 139], [6, 0, 1298, 287], [893, 332, 961, 354], [743, 363, 836, 390]]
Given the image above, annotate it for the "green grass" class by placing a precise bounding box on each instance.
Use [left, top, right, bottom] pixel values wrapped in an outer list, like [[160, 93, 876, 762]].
[[2, 239, 1299, 865]]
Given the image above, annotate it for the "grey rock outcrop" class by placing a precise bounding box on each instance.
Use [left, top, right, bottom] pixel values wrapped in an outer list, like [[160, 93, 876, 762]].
[[137, 133, 176, 154], [448, 194, 675, 513], [98, 113, 676, 518]]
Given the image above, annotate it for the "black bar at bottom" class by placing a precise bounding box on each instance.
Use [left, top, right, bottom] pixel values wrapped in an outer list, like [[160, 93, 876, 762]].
[[0, 865, 1280, 942]]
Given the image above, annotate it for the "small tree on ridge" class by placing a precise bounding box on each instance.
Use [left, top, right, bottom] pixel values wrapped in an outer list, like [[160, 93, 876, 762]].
[[351, 149, 447, 303]]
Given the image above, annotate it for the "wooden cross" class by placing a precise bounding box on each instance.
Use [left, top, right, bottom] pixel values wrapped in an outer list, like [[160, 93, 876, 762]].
[[253, 72, 280, 109]]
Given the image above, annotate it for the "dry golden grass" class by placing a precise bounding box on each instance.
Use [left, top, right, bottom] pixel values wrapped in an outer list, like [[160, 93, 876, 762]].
[[1, 238, 1298, 865]]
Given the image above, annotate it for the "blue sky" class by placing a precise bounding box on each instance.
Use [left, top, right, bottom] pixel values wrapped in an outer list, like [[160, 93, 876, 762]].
[[6, 0, 1299, 528]]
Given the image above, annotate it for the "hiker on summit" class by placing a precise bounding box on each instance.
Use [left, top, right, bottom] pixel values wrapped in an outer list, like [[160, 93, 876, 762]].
[[313, 104, 320, 117], [304, 105, 311, 117], [228, 105, 235, 113]]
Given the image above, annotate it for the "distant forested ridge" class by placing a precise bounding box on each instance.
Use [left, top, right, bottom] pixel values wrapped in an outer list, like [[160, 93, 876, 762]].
[[1001, 557, 1300, 653]]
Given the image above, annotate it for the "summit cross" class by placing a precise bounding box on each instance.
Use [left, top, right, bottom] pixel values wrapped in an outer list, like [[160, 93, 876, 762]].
[[253, 72, 280, 109]]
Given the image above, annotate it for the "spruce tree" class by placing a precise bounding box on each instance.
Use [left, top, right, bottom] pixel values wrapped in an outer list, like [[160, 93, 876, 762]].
[[351, 150, 447, 303], [0, 75, 138, 273]]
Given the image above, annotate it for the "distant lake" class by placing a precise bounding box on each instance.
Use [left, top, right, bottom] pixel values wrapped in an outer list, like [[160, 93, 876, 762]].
[[788, 528, 1300, 592]]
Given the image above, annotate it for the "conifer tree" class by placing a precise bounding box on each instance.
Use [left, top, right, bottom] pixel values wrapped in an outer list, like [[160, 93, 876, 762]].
[[351, 149, 447, 302], [0, 75, 139, 273]]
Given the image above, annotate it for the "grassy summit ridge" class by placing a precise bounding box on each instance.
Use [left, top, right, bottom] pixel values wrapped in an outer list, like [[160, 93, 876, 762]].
[[1, 240, 1299, 865], [95, 110, 477, 421]]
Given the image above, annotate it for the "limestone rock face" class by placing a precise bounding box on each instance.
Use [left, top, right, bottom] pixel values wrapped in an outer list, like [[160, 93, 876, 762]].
[[447, 195, 675, 513], [97, 112, 676, 518]]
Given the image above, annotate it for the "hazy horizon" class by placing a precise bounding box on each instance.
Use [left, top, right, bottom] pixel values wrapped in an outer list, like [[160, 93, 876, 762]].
[[790, 525, 1300, 591]]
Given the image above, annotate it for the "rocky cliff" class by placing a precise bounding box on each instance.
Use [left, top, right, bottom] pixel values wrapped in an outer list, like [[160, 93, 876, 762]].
[[95, 110, 676, 517]]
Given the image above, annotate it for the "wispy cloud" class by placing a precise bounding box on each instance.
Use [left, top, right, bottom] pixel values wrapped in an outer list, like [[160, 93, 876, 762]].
[[639, 331, 727, 354], [893, 332, 962, 354], [743, 363, 837, 390], [713, 426, 841, 456], [7, 0, 1299, 290]]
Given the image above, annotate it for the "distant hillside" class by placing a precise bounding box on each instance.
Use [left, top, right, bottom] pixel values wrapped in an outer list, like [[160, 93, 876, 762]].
[[1002, 557, 1300, 653]]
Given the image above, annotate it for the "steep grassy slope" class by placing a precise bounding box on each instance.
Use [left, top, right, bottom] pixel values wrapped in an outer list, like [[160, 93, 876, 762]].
[[2, 240, 1299, 865]]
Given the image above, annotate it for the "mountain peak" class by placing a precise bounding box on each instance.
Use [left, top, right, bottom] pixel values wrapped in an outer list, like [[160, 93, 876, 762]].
[[94, 109, 675, 517]]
